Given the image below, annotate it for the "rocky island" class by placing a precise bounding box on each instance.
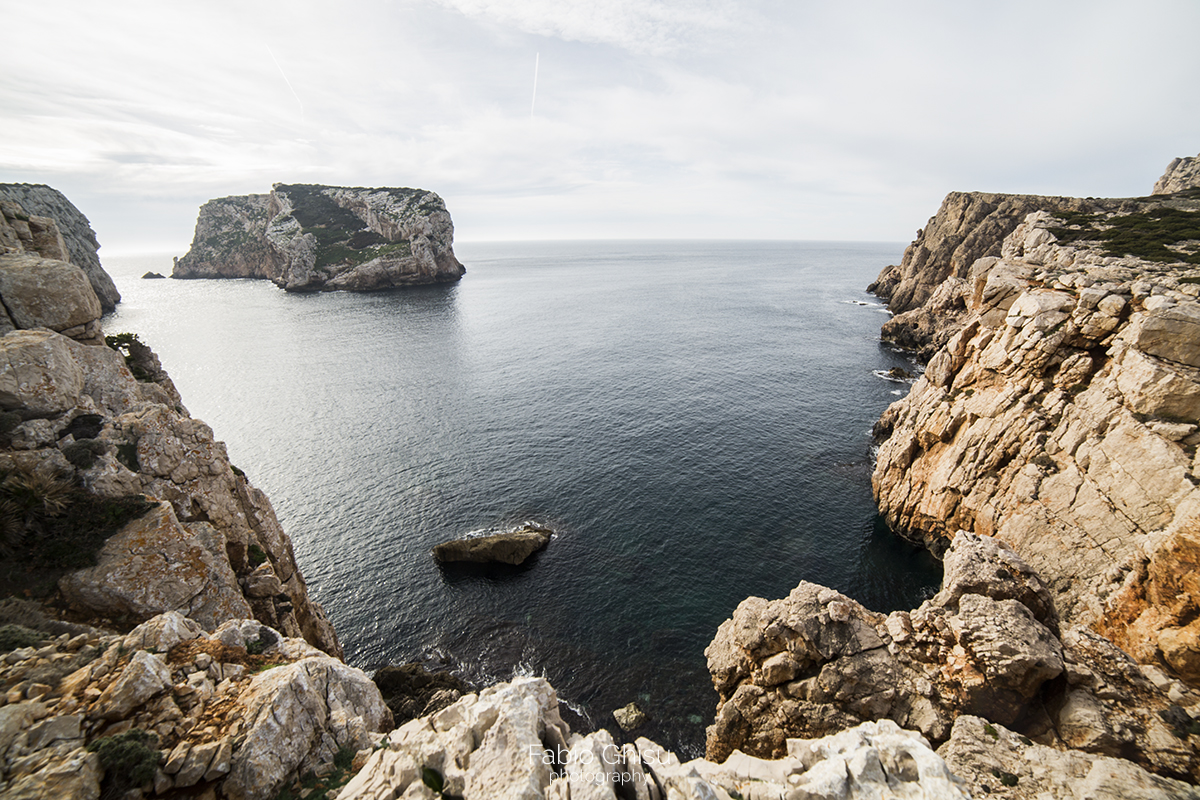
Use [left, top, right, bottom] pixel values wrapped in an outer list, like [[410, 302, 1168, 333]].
[[173, 184, 466, 292]]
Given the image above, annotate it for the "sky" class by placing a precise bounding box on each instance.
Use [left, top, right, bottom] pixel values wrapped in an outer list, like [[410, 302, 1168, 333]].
[[2, 0, 1198, 253]]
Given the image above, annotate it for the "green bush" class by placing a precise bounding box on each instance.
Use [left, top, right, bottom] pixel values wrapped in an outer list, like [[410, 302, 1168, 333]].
[[62, 439, 108, 470], [87, 729, 161, 798], [0, 623, 44, 652]]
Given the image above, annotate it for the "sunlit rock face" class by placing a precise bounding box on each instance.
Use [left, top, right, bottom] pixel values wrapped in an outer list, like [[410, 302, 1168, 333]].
[[869, 165, 1200, 689], [174, 183, 465, 292]]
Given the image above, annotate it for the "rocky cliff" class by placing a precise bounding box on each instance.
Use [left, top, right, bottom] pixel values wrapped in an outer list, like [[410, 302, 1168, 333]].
[[870, 172, 1200, 678], [1155, 151, 1200, 195], [174, 184, 466, 292], [0, 185, 121, 311]]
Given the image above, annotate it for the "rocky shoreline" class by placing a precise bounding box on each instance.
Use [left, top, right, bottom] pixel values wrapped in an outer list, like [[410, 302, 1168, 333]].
[[2, 155, 1200, 798]]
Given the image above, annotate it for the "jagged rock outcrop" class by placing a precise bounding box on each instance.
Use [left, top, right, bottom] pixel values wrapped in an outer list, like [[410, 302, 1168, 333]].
[[337, 675, 972, 800], [0, 295, 339, 656], [1154, 152, 1200, 195], [705, 532, 1200, 783], [174, 183, 465, 292], [870, 190, 1200, 683], [0, 185, 120, 311], [0, 612, 388, 800]]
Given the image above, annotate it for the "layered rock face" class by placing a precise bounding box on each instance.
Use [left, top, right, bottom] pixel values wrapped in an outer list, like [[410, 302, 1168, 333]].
[[174, 184, 466, 292], [705, 532, 1200, 786], [870, 186, 1200, 682], [0, 185, 120, 311]]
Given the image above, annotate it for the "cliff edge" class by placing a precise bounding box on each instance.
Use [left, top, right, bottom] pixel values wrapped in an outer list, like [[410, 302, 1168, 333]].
[[870, 157, 1200, 678], [0, 184, 121, 312], [173, 183, 466, 292]]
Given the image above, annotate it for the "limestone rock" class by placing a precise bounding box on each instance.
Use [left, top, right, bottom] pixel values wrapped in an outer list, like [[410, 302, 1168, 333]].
[[1154, 152, 1200, 195], [121, 610, 208, 654], [939, 715, 1200, 799], [869, 196, 1200, 685], [613, 702, 648, 731], [58, 502, 254, 630], [0, 184, 119, 310], [223, 656, 391, 800], [0, 254, 103, 342], [91, 650, 173, 720], [704, 532, 1200, 781], [0, 329, 84, 416], [432, 525, 552, 565], [372, 662, 469, 728], [174, 184, 465, 292]]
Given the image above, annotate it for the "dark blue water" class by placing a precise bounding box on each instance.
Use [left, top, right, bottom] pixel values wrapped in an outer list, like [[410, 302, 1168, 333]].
[[103, 240, 939, 756]]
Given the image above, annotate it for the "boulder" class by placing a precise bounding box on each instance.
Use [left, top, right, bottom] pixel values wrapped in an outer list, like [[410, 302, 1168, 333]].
[[223, 656, 391, 800], [0, 253, 102, 341], [704, 532, 1200, 781], [91, 650, 172, 720], [613, 701, 648, 731], [432, 526, 552, 565], [59, 502, 254, 630]]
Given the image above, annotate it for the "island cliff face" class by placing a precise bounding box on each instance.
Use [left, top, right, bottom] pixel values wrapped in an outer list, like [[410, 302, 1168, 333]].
[[173, 184, 465, 292]]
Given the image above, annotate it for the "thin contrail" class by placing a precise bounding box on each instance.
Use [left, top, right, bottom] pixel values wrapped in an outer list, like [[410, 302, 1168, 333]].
[[267, 44, 305, 120], [530, 52, 539, 120]]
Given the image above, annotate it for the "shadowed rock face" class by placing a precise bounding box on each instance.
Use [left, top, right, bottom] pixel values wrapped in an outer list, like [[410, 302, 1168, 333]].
[[174, 183, 465, 292], [0, 184, 120, 311], [431, 526, 552, 565]]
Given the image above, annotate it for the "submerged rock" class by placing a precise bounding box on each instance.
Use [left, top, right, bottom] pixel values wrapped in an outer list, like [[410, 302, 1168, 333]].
[[432, 525, 552, 565]]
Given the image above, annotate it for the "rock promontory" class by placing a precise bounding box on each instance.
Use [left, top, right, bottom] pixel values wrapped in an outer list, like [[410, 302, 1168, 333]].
[[173, 183, 466, 292]]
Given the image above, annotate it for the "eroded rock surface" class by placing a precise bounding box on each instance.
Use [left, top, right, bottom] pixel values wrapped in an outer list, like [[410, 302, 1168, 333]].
[[1154, 151, 1200, 195], [705, 532, 1200, 782], [870, 190, 1200, 684], [0, 316, 339, 656], [0, 613, 387, 800], [174, 183, 465, 292], [337, 676, 972, 800]]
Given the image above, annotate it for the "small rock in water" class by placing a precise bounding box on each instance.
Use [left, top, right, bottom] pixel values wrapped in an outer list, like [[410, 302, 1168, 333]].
[[142, 271, 167, 279], [888, 366, 914, 379], [613, 701, 648, 731], [432, 524, 552, 565]]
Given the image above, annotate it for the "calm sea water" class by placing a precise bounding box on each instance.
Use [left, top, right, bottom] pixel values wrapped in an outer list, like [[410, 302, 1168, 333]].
[[103, 240, 939, 756]]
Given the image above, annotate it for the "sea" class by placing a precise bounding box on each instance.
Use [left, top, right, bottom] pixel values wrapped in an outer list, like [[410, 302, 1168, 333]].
[[101, 240, 941, 757]]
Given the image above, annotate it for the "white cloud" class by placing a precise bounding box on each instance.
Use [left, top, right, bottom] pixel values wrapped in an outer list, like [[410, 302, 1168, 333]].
[[432, 0, 742, 54], [1, 0, 1198, 251]]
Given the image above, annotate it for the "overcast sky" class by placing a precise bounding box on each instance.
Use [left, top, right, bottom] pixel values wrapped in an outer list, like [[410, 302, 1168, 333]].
[[2, 0, 1198, 253]]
